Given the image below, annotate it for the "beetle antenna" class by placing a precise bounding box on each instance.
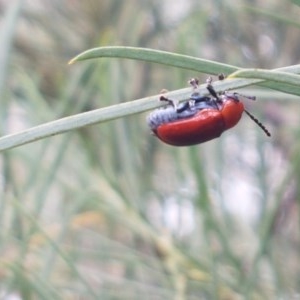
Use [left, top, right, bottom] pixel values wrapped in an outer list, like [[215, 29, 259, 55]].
[[244, 109, 271, 137]]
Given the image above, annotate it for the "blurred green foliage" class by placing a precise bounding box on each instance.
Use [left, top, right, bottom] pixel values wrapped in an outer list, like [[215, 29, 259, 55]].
[[0, 0, 300, 299]]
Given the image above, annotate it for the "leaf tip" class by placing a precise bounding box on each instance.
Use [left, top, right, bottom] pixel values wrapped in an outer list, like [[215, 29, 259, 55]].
[[68, 57, 76, 65]]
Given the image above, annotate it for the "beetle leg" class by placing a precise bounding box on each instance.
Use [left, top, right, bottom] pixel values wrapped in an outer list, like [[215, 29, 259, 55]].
[[224, 91, 256, 102], [218, 73, 226, 80], [204, 76, 224, 110], [177, 101, 191, 113], [160, 95, 181, 111], [206, 84, 219, 99], [159, 95, 192, 113], [188, 78, 200, 89], [235, 92, 256, 101], [160, 95, 177, 106], [206, 77, 221, 101], [206, 76, 213, 85]]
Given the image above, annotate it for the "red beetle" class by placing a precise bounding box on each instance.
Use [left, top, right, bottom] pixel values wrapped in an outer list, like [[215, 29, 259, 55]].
[[147, 77, 270, 146]]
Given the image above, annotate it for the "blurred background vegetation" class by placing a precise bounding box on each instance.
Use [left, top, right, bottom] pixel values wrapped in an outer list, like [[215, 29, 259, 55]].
[[0, 0, 300, 299]]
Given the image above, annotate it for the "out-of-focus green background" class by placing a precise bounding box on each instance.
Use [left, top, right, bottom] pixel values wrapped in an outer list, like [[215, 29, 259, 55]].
[[0, 0, 300, 299]]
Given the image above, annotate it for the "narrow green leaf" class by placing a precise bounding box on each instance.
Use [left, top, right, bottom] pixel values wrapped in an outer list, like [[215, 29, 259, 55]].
[[69, 46, 239, 75], [1, 48, 300, 151], [229, 69, 300, 87], [0, 94, 156, 152], [69, 46, 300, 95]]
